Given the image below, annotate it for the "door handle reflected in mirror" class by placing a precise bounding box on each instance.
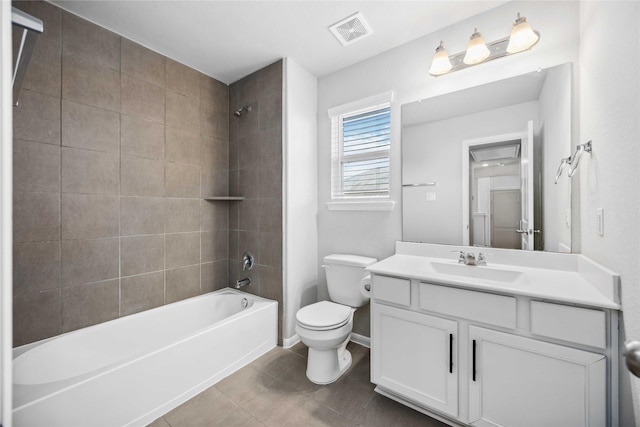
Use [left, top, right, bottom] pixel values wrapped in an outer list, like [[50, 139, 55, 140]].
[[515, 229, 541, 235]]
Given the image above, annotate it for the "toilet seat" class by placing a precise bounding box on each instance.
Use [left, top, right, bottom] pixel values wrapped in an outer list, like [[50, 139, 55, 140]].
[[296, 301, 352, 331]]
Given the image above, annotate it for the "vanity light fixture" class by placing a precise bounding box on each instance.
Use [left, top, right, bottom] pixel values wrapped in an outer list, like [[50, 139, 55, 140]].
[[428, 13, 540, 77], [463, 29, 490, 65], [428, 41, 452, 76], [507, 13, 540, 54]]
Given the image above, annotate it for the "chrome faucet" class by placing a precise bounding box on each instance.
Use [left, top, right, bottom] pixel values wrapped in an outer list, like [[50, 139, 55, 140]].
[[456, 251, 487, 266], [477, 252, 487, 266], [235, 277, 251, 289], [464, 252, 478, 265]]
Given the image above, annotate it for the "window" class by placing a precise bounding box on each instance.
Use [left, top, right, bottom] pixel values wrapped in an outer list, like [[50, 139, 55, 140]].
[[329, 92, 392, 202]]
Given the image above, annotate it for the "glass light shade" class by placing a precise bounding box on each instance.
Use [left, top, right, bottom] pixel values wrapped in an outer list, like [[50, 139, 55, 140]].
[[463, 29, 490, 65], [428, 41, 452, 76], [506, 14, 539, 54]]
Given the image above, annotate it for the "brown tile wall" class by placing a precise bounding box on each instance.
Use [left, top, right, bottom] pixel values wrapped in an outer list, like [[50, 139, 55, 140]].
[[12, 1, 231, 346], [229, 60, 284, 344]]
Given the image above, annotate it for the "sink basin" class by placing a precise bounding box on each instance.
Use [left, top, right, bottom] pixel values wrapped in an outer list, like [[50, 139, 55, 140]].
[[430, 262, 527, 284]]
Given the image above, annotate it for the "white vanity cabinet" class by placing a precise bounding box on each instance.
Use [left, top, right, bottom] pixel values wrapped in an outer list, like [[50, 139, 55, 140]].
[[371, 303, 459, 417], [369, 273, 617, 427], [468, 326, 606, 427]]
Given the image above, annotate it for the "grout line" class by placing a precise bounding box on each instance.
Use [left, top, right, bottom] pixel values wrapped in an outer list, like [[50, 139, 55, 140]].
[[118, 37, 122, 318], [163, 65, 167, 306], [58, 7, 63, 336]]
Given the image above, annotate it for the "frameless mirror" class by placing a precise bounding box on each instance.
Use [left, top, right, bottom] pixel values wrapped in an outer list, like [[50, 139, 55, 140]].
[[401, 63, 572, 252]]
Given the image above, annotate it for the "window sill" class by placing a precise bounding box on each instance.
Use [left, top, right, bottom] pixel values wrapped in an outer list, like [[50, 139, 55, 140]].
[[326, 200, 395, 211]]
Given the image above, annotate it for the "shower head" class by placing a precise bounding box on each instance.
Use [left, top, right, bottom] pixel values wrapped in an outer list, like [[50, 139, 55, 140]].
[[234, 105, 252, 117]]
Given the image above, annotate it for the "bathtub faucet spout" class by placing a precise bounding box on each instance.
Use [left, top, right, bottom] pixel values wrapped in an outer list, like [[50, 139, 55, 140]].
[[235, 277, 251, 289]]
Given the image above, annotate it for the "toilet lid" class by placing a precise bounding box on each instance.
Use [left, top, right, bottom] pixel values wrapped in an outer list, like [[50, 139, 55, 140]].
[[296, 301, 352, 330]]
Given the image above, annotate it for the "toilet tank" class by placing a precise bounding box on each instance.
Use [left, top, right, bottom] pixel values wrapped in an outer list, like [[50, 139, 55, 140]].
[[324, 254, 377, 308]]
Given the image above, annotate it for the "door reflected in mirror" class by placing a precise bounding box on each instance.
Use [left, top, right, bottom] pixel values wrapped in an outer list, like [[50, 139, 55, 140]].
[[401, 63, 572, 252], [465, 134, 526, 250]]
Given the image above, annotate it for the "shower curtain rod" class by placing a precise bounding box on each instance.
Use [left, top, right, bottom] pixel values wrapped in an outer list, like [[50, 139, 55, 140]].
[[11, 7, 43, 106], [11, 7, 43, 33]]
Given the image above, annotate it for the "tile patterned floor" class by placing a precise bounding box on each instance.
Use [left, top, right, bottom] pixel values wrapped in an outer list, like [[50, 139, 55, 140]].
[[148, 342, 448, 427]]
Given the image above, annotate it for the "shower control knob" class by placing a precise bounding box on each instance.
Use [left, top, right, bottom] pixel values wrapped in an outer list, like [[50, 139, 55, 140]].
[[242, 251, 254, 271]]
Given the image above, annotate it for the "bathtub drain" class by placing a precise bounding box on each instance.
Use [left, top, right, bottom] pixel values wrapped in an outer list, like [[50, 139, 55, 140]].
[[241, 298, 249, 309]]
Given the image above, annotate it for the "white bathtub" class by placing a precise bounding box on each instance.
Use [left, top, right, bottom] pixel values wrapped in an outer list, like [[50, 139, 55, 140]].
[[12, 288, 277, 427]]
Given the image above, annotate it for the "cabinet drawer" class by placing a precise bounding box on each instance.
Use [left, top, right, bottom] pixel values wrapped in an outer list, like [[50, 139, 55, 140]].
[[372, 275, 411, 306], [530, 301, 606, 349], [419, 283, 516, 329]]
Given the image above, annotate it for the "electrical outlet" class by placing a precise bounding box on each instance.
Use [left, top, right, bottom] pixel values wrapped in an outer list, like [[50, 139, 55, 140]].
[[596, 208, 604, 236], [565, 208, 571, 228], [426, 192, 436, 202]]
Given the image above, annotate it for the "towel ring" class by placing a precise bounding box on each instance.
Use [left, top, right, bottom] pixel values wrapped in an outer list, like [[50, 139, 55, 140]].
[[554, 140, 592, 184], [567, 140, 592, 177]]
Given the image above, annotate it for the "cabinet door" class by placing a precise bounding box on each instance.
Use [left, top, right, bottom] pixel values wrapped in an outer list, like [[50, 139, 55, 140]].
[[469, 326, 606, 427], [372, 303, 458, 417]]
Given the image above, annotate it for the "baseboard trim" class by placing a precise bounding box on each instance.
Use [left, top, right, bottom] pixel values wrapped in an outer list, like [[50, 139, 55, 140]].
[[284, 332, 369, 348], [350, 332, 370, 348], [282, 334, 301, 349]]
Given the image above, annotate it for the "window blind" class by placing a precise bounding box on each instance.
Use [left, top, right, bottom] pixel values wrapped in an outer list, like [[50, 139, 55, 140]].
[[331, 102, 391, 198]]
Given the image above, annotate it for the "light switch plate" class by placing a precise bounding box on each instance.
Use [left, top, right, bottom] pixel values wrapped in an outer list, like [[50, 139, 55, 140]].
[[426, 192, 436, 202]]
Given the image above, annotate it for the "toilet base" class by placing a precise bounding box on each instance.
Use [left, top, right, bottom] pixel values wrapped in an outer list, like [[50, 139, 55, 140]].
[[305, 337, 352, 385]]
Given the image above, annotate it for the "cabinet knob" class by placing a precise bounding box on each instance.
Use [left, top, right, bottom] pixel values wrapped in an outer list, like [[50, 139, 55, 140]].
[[624, 340, 640, 378]]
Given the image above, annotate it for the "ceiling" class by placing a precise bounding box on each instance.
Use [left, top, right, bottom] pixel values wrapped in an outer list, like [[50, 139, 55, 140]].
[[52, 0, 505, 85]]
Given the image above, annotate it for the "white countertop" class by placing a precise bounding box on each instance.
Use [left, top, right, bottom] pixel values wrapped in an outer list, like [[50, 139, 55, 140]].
[[366, 243, 621, 310]]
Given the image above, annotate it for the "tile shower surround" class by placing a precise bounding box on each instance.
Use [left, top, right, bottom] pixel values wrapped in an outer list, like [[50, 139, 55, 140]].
[[12, 2, 286, 347], [228, 61, 284, 344]]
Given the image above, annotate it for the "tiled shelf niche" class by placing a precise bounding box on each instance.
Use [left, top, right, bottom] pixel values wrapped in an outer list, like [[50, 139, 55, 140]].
[[203, 197, 244, 201]]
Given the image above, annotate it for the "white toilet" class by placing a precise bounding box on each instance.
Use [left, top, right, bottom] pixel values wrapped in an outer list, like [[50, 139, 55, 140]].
[[295, 254, 377, 384]]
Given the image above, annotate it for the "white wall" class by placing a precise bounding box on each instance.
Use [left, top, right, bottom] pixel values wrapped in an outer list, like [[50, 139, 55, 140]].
[[283, 58, 318, 344], [317, 1, 580, 336], [0, 1, 12, 425], [578, 2, 640, 424]]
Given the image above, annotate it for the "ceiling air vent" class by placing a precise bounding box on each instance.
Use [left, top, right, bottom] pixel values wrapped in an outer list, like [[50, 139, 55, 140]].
[[470, 143, 521, 162], [329, 12, 373, 46]]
